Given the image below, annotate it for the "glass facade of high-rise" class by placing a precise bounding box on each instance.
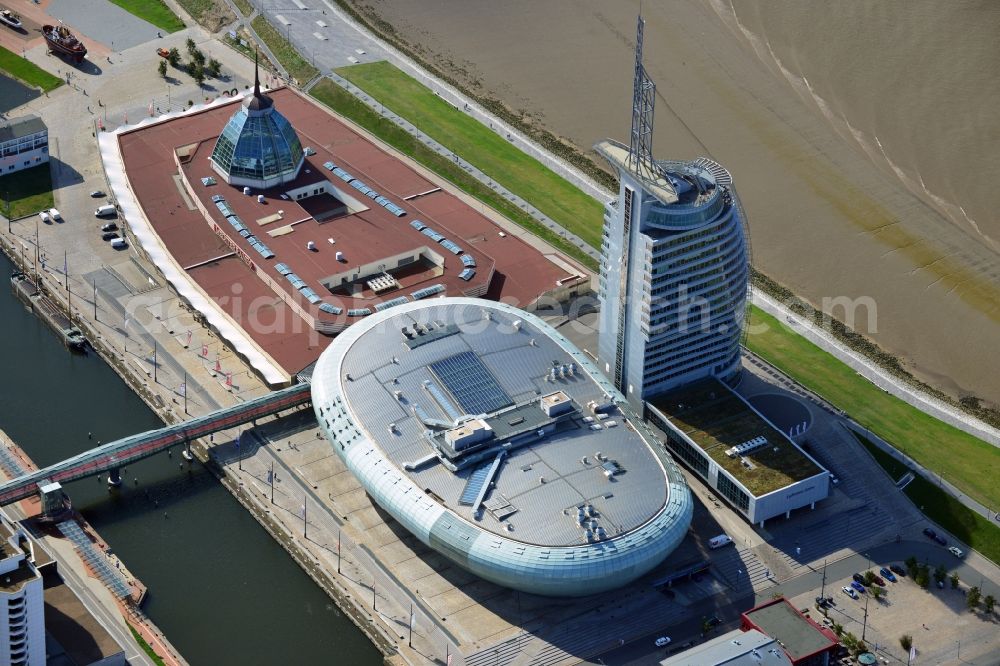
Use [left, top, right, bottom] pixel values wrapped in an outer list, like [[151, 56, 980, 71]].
[[596, 148, 750, 407]]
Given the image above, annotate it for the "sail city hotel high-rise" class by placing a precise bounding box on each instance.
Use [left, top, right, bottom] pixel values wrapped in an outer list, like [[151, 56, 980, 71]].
[[596, 17, 751, 407]]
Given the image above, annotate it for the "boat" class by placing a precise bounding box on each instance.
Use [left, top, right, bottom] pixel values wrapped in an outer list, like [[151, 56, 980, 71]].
[[0, 9, 22, 29], [10, 271, 87, 350], [42, 24, 87, 63]]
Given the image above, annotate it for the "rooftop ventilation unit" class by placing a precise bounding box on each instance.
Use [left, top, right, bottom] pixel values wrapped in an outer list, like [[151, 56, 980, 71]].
[[726, 435, 768, 458]]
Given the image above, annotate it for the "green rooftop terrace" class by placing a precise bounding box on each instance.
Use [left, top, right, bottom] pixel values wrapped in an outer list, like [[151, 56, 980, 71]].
[[651, 379, 822, 496]]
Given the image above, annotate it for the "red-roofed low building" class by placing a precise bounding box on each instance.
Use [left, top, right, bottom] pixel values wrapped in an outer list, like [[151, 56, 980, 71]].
[[99, 83, 588, 385], [741, 597, 840, 666]]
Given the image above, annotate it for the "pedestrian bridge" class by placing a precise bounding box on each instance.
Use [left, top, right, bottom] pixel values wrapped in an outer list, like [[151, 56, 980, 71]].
[[0, 383, 313, 505]]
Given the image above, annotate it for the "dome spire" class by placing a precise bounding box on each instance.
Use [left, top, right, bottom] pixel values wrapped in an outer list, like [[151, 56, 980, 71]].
[[243, 48, 273, 111]]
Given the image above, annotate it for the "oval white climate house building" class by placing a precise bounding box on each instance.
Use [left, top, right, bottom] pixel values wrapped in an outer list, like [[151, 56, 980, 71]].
[[311, 298, 692, 596]]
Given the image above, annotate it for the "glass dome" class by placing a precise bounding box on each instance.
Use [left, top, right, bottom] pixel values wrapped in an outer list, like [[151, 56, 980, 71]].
[[209, 74, 304, 189]]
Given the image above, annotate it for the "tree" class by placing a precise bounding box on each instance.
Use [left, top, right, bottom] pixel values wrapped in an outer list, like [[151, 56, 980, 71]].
[[871, 586, 884, 601], [157, 59, 167, 78], [915, 567, 930, 589], [967, 586, 981, 611], [905, 556, 918, 575], [206, 58, 222, 78], [190, 48, 205, 68], [832, 622, 844, 638], [950, 572, 960, 589], [167, 47, 181, 67], [864, 571, 877, 587], [190, 63, 205, 87], [985, 594, 996, 614], [900, 635, 913, 652], [933, 564, 947, 587], [185, 37, 196, 55]]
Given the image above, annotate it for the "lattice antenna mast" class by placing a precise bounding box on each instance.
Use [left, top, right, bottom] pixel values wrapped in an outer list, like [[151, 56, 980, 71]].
[[628, 15, 657, 177]]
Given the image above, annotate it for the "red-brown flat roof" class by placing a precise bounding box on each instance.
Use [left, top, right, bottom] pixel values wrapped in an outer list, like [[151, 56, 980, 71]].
[[118, 87, 569, 376]]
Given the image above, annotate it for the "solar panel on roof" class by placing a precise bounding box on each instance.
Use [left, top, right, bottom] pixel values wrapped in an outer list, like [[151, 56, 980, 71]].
[[440, 240, 463, 255], [319, 303, 342, 314], [410, 220, 426, 231], [461, 255, 477, 268], [350, 180, 366, 191], [238, 229, 251, 238], [211, 194, 224, 203], [347, 308, 371, 317], [430, 351, 514, 415], [410, 284, 445, 300], [393, 209, 406, 217], [459, 268, 476, 281], [375, 196, 389, 206], [323, 161, 335, 170], [374, 296, 409, 312], [275, 263, 291, 275]]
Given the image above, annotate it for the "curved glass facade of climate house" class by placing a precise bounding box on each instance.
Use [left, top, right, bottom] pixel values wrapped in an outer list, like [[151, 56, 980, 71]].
[[311, 298, 693, 597]]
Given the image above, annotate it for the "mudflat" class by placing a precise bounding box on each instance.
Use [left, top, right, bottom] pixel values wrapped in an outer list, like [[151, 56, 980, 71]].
[[350, 0, 1000, 405]]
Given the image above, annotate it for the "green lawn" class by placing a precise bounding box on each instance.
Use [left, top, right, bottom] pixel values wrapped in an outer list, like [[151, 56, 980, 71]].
[[107, 0, 185, 32], [854, 431, 1000, 565], [309, 79, 596, 269], [747, 307, 1000, 509], [0, 46, 62, 93], [128, 625, 166, 666], [175, 0, 234, 32], [232, 0, 253, 16], [335, 61, 606, 249], [0, 165, 54, 219], [251, 15, 319, 85]]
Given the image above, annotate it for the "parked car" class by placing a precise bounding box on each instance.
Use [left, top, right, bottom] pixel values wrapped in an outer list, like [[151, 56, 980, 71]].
[[48, 208, 61, 221], [870, 573, 886, 586], [879, 567, 897, 583], [923, 527, 948, 545], [850, 581, 866, 593], [101, 231, 119, 241], [948, 546, 965, 559], [842, 586, 858, 599], [100, 222, 118, 232], [110, 238, 128, 249], [39, 210, 51, 223], [889, 564, 906, 577], [655, 637, 671, 647], [90, 190, 106, 198], [852, 573, 866, 585]]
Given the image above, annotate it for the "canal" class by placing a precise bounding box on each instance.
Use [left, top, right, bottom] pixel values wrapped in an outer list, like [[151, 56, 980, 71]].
[[0, 252, 380, 665]]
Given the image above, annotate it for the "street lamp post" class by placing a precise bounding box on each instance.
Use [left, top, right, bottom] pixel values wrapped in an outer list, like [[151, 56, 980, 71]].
[[861, 592, 870, 642]]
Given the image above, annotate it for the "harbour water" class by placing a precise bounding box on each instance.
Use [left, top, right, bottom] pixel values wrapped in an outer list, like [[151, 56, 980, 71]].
[[0, 251, 380, 664]]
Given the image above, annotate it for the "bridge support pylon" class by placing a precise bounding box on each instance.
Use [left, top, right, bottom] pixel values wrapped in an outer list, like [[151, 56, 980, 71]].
[[108, 468, 123, 487]]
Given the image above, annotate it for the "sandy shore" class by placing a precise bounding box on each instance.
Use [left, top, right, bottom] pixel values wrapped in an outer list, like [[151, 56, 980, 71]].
[[355, 0, 1000, 405]]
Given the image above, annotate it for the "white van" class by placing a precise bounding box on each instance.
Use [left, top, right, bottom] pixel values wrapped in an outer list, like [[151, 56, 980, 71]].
[[39, 210, 51, 223], [48, 208, 62, 221], [708, 534, 734, 549], [95, 204, 116, 217], [110, 238, 128, 249]]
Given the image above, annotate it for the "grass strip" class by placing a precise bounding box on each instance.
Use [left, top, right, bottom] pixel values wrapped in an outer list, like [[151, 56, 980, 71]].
[[746, 307, 1000, 509], [232, 0, 253, 16], [106, 0, 185, 32], [853, 431, 1000, 565], [0, 46, 62, 92], [128, 625, 167, 666], [310, 79, 596, 270], [0, 165, 55, 219], [336, 61, 606, 249], [251, 15, 319, 85]]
